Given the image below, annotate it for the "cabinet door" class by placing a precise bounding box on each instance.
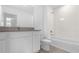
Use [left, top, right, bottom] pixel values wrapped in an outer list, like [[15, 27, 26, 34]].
[[9, 37, 32, 53], [8, 32, 33, 53], [0, 33, 9, 53], [33, 32, 40, 52], [0, 40, 6, 53]]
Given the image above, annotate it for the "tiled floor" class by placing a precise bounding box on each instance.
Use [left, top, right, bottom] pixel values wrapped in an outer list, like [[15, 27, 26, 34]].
[[39, 45, 69, 53]]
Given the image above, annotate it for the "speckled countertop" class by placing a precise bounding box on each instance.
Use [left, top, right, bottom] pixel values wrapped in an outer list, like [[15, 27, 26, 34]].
[[0, 27, 41, 32]]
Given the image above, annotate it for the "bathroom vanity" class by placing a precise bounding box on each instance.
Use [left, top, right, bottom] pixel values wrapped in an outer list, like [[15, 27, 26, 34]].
[[0, 5, 43, 53], [0, 27, 40, 53]]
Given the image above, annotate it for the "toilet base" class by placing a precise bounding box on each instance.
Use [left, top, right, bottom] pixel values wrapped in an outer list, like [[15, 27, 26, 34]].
[[40, 39, 52, 51]]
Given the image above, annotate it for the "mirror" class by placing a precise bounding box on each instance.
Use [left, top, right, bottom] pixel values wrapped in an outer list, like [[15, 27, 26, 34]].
[[3, 13, 17, 27]]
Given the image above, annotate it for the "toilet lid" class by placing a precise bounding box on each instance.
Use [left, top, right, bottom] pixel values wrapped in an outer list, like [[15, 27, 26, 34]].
[[41, 39, 52, 43]]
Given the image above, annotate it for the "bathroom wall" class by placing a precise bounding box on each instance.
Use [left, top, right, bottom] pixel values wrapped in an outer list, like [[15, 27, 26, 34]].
[[43, 6, 54, 39], [0, 6, 3, 26], [54, 5, 79, 42], [47, 7, 54, 38], [33, 6, 44, 30], [2, 6, 33, 27]]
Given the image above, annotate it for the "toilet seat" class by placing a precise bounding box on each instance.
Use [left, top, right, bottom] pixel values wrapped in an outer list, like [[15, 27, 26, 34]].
[[41, 39, 52, 44]]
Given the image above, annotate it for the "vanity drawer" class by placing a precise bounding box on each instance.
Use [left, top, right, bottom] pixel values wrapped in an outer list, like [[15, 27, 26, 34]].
[[9, 32, 32, 39], [0, 32, 9, 40]]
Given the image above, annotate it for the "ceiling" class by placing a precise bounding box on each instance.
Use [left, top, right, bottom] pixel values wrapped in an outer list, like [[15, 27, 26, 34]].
[[3, 5, 34, 15], [2, 5, 63, 15], [49, 5, 63, 9]]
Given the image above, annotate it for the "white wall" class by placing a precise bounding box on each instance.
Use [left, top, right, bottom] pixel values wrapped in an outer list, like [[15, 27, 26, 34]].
[[33, 6, 44, 30], [2, 6, 33, 27], [0, 6, 4, 26], [0, 6, 2, 25], [54, 5, 79, 42], [43, 6, 54, 39], [47, 7, 54, 38]]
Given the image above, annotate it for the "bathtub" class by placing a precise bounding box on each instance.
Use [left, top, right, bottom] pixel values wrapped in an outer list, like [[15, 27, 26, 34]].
[[50, 37, 79, 53]]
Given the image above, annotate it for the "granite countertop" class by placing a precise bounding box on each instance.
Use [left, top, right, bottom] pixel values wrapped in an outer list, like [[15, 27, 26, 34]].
[[0, 27, 41, 32]]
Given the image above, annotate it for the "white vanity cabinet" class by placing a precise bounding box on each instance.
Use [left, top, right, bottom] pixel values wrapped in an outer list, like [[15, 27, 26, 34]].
[[0, 40, 6, 53], [0, 32, 9, 53], [8, 31, 40, 53], [8, 32, 33, 53], [32, 31, 40, 52], [0, 31, 40, 53]]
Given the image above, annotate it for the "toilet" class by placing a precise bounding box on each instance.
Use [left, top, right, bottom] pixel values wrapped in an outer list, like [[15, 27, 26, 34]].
[[40, 38, 52, 51]]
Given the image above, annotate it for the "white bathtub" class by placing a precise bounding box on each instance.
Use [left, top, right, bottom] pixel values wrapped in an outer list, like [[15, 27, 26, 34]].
[[50, 37, 79, 53]]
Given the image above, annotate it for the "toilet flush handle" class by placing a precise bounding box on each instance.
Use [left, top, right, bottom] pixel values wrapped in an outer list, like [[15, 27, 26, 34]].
[[50, 30, 54, 36]]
